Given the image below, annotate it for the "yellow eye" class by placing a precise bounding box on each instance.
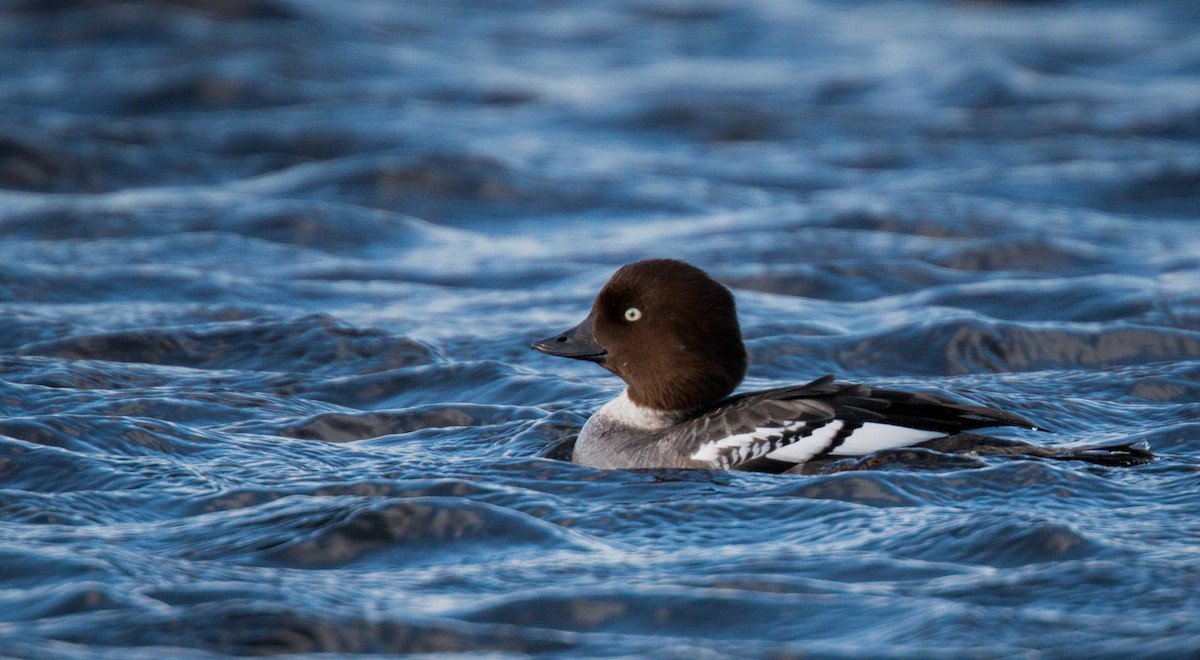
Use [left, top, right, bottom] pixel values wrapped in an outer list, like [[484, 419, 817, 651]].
[[624, 307, 642, 322]]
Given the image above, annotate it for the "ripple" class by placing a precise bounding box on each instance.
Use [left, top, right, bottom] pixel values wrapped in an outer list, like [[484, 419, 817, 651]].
[[13, 314, 433, 376], [133, 494, 604, 568], [755, 316, 1200, 376], [0, 581, 131, 623], [275, 403, 540, 442], [11, 605, 577, 656], [261, 496, 600, 568], [0, 414, 215, 455], [880, 516, 1108, 568], [296, 360, 584, 409]]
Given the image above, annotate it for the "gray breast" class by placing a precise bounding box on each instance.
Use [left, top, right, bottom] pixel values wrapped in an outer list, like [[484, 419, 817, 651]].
[[572, 414, 697, 469]]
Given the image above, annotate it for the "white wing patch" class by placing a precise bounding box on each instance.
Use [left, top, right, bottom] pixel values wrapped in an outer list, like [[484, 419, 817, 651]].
[[690, 420, 809, 468], [765, 420, 844, 463], [828, 423, 944, 456], [690, 420, 949, 469]]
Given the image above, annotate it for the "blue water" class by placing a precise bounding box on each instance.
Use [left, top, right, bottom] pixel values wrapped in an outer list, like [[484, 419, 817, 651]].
[[1, 0, 1199, 657]]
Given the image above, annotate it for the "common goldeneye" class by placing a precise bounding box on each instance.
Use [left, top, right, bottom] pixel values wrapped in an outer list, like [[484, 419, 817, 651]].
[[532, 258, 1051, 472]]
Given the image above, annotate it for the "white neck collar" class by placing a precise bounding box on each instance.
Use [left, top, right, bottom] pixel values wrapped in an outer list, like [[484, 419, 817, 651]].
[[595, 390, 686, 431]]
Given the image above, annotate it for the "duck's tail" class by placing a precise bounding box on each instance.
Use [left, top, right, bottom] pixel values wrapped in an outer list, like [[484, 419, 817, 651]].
[[1039, 440, 1155, 467], [917, 434, 1155, 468]]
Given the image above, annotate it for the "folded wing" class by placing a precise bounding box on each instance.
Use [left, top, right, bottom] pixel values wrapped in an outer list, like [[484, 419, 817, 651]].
[[679, 375, 1037, 471]]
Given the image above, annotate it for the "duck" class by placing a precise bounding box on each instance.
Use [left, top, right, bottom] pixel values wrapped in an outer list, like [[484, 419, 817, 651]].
[[532, 258, 1150, 472]]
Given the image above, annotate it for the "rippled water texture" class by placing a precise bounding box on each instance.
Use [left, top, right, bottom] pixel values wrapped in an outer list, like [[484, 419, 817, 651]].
[[1, 0, 1199, 657]]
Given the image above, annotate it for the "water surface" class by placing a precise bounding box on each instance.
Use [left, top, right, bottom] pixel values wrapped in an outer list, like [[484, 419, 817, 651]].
[[1, 0, 1199, 656]]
